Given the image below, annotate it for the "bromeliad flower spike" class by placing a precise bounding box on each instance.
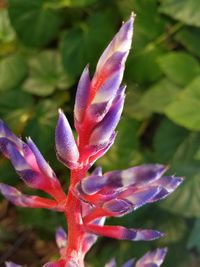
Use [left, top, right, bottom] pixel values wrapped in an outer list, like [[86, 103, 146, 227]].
[[0, 14, 183, 267]]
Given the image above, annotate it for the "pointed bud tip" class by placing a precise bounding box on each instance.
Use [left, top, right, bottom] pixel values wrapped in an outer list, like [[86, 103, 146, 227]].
[[158, 231, 166, 238], [56, 109, 79, 168], [58, 108, 63, 116], [131, 11, 136, 19], [26, 136, 32, 142]]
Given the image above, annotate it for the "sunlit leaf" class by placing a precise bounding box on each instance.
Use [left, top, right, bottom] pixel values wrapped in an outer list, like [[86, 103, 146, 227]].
[[124, 87, 151, 120], [0, 9, 15, 43], [23, 50, 73, 96], [158, 52, 200, 86], [158, 216, 187, 244], [140, 78, 180, 113], [0, 88, 34, 133], [126, 46, 164, 83], [159, 0, 200, 27], [153, 118, 188, 163], [0, 53, 27, 91], [165, 76, 200, 131], [60, 27, 86, 78], [50, 0, 98, 7], [24, 100, 58, 154], [160, 133, 200, 217]]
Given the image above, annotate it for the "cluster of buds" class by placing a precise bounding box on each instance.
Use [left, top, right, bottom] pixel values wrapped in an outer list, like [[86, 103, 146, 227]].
[[0, 14, 183, 267]]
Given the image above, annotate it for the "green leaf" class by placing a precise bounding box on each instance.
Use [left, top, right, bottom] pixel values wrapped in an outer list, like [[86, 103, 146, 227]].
[[158, 52, 200, 86], [188, 219, 200, 252], [124, 87, 151, 120], [60, 27, 86, 78], [23, 50, 73, 96], [0, 88, 34, 133], [160, 133, 200, 217], [0, 159, 20, 185], [157, 216, 187, 244], [175, 27, 200, 58], [165, 76, 200, 131], [8, 0, 63, 47], [126, 46, 164, 83], [153, 118, 188, 163], [97, 118, 141, 171], [84, 11, 117, 69], [0, 9, 15, 43], [48, 0, 98, 7], [140, 78, 180, 114], [159, 0, 200, 27], [0, 53, 27, 91], [18, 208, 64, 235], [24, 100, 58, 154], [60, 11, 117, 78]]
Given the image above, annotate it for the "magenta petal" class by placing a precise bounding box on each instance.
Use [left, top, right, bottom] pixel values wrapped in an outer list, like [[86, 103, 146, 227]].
[[6, 143, 29, 171], [88, 132, 116, 165], [82, 217, 106, 254], [55, 110, 79, 169], [0, 120, 23, 158], [26, 137, 55, 179], [92, 70, 123, 104], [102, 198, 132, 216], [82, 218, 103, 256], [0, 183, 63, 211], [78, 164, 166, 196], [85, 224, 164, 241], [6, 144, 43, 188], [89, 93, 125, 146], [92, 166, 103, 176], [107, 164, 167, 188], [136, 248, 168, 267], [5, 142, 66, 200], [100, 51, 127, 77], [55, 227, 67, 250], [154, 175, 183, 191], [87, 101, 111, 123], [22, 142, 39, 171], [101, 187, 159, 216], [78, 175, 106, 195], [74, 65, 91, 122], [96, 14, 134, 73], [0, 183, 31, 207], [122, 186, 160, 210], [150, 176, 183, 202]]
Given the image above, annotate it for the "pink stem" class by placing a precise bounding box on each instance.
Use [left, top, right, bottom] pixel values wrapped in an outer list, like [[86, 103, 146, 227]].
[[64, 168, 88, 266]]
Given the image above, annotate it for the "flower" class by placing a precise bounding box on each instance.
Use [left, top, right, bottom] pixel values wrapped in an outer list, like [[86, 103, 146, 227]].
[[0, 14, 183, 267], [55, 14, 134, 169]]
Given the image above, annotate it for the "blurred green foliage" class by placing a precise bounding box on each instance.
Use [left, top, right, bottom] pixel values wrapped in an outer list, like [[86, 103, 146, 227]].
[[0, 0, 200, 266]]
